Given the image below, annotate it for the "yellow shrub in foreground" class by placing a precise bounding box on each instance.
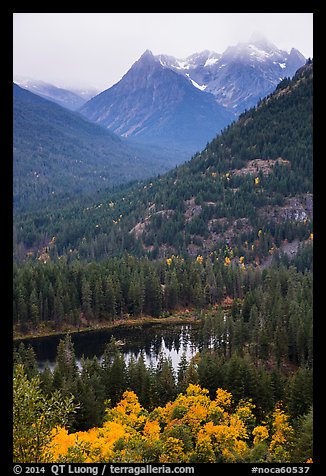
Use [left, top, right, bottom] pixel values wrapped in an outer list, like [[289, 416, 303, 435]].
[[44, 385, 297, 463]]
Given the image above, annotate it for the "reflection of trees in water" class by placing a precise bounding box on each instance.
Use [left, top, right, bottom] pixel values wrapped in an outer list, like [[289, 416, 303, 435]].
[[150, 333, 164, 357], [122, 325, 199, 364], [195, 312, 231, 357], [26, 323, 202, 372], [104, 324, 202, 370], [127, 325, 202, 368]]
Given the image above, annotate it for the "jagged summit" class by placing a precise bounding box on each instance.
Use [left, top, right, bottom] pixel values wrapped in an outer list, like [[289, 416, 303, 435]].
[[127, 49, 163, 75], [139, 49, 155, 60], [152, 36, 306, 113]]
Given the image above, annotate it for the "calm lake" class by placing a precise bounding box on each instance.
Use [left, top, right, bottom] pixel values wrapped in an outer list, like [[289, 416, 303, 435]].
[[16, 323, 203, 372]]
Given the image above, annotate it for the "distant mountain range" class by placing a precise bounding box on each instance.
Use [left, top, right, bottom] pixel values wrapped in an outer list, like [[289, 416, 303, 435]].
[[13, 76, 99, 111], [157, 32, 306, 113], [14, 34, 306, 159], [79, 34, 306, 154]]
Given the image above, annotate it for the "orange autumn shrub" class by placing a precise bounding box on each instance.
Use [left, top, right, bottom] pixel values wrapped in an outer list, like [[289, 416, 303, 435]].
[[43, 385, 299, 463]]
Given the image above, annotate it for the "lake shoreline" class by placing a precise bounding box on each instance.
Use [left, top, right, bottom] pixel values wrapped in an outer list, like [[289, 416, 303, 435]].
[[14, 311, 200, 343]]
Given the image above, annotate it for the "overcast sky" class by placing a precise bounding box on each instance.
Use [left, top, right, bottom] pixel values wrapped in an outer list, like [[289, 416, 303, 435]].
[[13, 13, 313, 92]]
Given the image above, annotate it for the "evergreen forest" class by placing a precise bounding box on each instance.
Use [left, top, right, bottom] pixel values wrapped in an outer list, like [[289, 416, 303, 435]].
[[13, 62, 314, 465]]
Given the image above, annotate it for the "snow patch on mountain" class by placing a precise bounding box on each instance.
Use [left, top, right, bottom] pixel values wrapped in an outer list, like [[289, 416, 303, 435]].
[[204, 57, 219, 67], [186, 75, 207, 91], [248, 44, 271, 59], [175, 60, 191, 70]]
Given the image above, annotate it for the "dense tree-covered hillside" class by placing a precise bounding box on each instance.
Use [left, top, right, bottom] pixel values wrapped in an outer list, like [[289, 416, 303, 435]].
[[13, 249, 312, 343], [14, 62, 313, 266], [13, 84, 183, 211]]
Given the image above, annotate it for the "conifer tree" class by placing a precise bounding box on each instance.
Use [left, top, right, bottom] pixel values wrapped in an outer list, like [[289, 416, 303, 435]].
[[177, 351, 189, 394], [291, 407, 313, 462], [76, 356, 105, 430], [14, 343, 38, 380], [105, 351, 127, 406], [52, 334, 78, 398], [104, 277, 116, 319], [81, 277, 92, 321], [40, 364, 54, 395], [155, 354, 176, 405]]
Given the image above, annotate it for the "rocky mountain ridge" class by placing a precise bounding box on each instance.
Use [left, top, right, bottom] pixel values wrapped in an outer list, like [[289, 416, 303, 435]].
[[80, 50, 234, 153], [157, 34, 306, 112], [79, 34, 306, 155]]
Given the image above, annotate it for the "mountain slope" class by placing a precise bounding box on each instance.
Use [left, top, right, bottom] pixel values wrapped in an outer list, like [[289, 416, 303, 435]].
[[79, 50, 235, 154], [13, 84, 176, 211], [158, 34, 306, 113], [15, 62, 313, 263]]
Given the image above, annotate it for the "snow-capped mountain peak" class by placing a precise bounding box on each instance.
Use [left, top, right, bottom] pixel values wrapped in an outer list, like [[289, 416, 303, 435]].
[[152, 34, 306, 114], [248, 43, 272, 59], [79, 33, 306, 156]]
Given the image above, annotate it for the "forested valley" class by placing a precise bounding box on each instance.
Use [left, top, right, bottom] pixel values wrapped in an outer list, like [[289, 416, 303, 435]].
[[13, 62, 313, 464]]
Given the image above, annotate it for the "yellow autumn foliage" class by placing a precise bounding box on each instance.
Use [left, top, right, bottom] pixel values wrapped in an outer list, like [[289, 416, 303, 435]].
[[43, 385, 297, 464], [159, 437, 189, 463], [224, 256, 231, 267], [252, 425, 269, 445], [196, 255, 203, 264], [215, 388, 232, 409], [142, 420, 161, 441], [45, 427, 76, 461], [268, 406, 294, 462]]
